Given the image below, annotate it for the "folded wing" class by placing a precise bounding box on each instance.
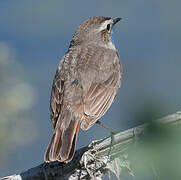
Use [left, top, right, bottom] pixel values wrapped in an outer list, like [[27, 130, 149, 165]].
[[81, 70, 121, 130]]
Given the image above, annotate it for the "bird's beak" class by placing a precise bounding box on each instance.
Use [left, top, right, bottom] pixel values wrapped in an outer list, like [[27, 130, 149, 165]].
[[113, 18, 122, 26]]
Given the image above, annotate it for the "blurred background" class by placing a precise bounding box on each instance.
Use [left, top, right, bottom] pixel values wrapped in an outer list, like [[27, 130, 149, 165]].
[[0, 0, 180, 179]]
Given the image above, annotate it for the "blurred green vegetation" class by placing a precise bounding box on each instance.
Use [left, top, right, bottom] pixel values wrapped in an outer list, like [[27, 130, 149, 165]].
[[128, 117, 181, 180], [0, 42, 37, 162]]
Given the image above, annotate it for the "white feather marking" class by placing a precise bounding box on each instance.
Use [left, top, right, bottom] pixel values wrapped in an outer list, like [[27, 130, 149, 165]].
[[98, 20, 113, 31], [107, 41, 116, 50], [96, 19, 116, 50]]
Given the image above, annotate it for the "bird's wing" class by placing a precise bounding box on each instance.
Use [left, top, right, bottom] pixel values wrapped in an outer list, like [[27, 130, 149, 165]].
[[81, 62, 122, 130], [50, 68, 64, 129]]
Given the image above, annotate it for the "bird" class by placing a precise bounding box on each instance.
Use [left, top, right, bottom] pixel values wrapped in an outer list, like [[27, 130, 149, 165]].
[[44, 16, 122, 163]]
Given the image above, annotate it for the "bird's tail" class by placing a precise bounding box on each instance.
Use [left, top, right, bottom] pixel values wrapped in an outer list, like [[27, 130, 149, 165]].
[[44, 109, 82, 163]]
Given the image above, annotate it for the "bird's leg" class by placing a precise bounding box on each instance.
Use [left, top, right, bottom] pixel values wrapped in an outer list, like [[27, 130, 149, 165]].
[[108, 132, 115, 160], [96, 120, 117, 160], [96, 120, 117, 134]]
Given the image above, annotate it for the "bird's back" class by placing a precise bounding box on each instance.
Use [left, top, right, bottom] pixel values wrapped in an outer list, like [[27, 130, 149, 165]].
[[56, 44, 122, 130]]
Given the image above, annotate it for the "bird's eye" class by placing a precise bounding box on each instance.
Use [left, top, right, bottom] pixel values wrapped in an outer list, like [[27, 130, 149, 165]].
[[107, 24, 111, 31]]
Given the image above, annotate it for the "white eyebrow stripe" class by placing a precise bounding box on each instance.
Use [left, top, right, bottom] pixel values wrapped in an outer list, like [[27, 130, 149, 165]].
[[98, 20, 113, 31]]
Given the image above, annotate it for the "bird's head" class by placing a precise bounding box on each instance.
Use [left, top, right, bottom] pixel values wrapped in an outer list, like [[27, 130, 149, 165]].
[[69, 16, 121, 49]]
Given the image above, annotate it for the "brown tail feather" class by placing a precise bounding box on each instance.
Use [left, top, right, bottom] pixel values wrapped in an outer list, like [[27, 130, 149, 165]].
[[44, 118, 81, 163], [44, 133, 56, 162], [57, 128, 78, 162]]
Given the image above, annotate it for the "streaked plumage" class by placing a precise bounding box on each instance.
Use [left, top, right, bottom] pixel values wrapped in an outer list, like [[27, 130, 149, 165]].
[[44, 16, 122, 163]]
